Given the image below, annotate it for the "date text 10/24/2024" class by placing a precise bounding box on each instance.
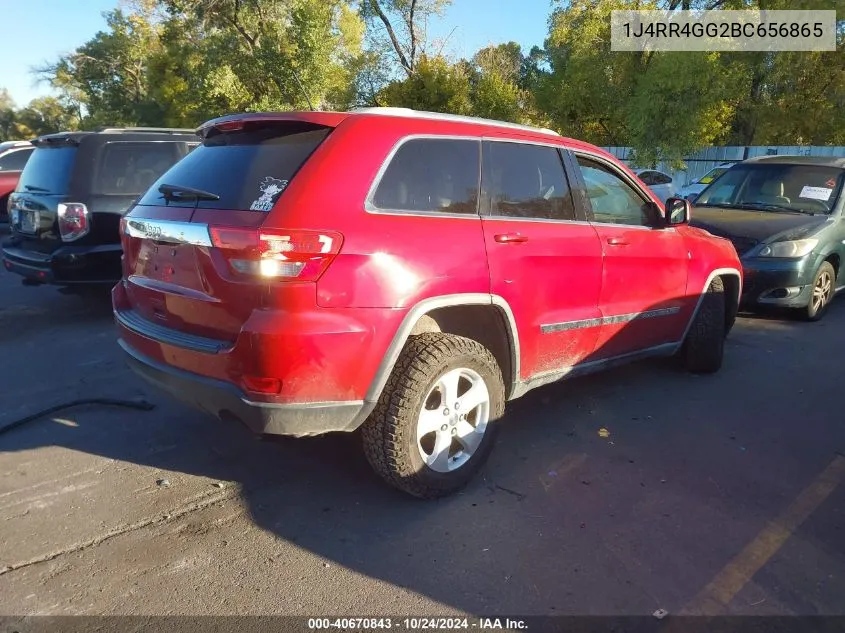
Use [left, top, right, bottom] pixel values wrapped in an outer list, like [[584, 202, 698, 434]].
[[307, 618, 529, 630]]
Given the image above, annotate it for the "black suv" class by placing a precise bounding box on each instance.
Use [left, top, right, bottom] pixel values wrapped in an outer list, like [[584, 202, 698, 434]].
[[2, 127, 198, 288]]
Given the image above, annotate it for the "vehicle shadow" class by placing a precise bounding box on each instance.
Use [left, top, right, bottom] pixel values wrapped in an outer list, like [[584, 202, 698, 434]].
[[2, 288, 844, 616]]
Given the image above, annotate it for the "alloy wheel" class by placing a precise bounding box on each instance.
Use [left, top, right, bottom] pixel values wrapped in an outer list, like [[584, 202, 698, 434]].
[[416, 367, 491, 473]]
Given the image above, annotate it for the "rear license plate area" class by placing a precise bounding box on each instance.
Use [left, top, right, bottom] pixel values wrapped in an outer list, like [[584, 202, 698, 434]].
[[20, 210, 39, 234]]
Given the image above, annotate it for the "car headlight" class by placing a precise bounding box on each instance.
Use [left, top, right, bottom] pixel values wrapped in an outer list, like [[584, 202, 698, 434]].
[[758, 238, 818, 258]]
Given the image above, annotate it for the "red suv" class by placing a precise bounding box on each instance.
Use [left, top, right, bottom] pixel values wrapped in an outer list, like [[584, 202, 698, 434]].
[[112, 108, 742, 498]]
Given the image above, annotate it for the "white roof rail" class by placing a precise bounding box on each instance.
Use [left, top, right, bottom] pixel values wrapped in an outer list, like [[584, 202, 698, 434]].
[[349, 107, 561, 137]]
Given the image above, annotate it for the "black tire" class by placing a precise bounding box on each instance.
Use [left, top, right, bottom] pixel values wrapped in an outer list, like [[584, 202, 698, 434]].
[[681, 276, 726, 374], [361, 332, 505, 499], [802, 261, 835, 322]]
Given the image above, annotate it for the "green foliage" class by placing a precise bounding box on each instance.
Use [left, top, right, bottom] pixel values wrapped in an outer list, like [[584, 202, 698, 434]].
[[16, 0, 845, 161], [378, 54, 472, 113], [0, 90, 80, 140]]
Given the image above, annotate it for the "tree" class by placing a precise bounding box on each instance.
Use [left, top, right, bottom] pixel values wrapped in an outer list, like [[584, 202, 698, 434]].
[[360, 0, 451, 77], [377, 54, 472, 114], [14, 97, 81, 137], [0, 89, 17, 140], [468, 43, 547, 126], [160, 0, 366, 113]]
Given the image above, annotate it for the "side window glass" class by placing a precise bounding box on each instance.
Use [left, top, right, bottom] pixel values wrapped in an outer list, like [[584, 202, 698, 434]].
[[638, 171, 656, 185], [0, 148, 32, 171], [576, 156, 654, 227], [483, 141, 576, 221], [372, 138, 480, 215], [95, 142, 182, 195], [655, 172, 672, 185]]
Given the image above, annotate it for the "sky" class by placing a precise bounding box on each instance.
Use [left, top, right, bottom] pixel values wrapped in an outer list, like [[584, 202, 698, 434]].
[[0, 0, 553, 107]]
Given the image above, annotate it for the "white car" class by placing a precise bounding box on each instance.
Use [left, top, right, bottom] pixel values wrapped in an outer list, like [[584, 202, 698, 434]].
[[677, 163, 734, 200], [633, 168, 678, 203]]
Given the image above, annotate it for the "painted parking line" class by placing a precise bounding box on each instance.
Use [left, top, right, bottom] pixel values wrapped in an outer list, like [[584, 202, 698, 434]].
[[680, 454, 845, 616]]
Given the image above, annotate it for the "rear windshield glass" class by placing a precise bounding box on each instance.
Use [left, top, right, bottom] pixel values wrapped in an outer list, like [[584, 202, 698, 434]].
[[137, 122, 332, 210], [17, 146, 77, 194], [94, 141, 184, 196]]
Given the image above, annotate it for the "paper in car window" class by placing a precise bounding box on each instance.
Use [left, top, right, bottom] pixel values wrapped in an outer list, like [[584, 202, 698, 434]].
[[799, 186, 833, 201]]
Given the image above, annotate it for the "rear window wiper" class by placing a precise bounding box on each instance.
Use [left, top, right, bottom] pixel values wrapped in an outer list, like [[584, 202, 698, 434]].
[[158, 183, 220, 203], [22, 184, 49, 192]]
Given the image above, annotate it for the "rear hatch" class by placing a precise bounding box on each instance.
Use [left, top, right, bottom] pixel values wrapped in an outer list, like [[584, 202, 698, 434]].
[[120, 118, 339, 343], [7, 143, 77, 254]]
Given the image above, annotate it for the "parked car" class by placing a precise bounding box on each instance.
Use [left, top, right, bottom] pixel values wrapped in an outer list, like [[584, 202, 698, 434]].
[[690, 155, 845, 321], [2, 127, 198, 288], [112, 108, 742, 498], [633, 168, 677, 203], [679, 162, 734, 200], [0, 141, 34, 225]]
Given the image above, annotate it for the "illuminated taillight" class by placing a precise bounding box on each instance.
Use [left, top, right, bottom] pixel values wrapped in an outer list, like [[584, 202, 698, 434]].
[[208, 227, 343, 281], [57, 203, 90, 242]]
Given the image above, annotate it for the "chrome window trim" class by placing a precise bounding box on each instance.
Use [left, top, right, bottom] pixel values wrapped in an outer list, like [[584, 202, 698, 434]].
[[364, 134, 483, 218], [481, 216, 595, 227], [124, 218, 213, 247]]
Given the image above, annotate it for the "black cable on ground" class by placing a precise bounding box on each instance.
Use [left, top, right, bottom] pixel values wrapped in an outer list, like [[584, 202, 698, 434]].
[[0, 398, 156, 436]]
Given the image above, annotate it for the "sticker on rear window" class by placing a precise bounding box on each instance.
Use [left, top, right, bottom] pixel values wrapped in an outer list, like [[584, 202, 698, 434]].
[[799, 185, 833, 201], [249, 177, 289, 212]]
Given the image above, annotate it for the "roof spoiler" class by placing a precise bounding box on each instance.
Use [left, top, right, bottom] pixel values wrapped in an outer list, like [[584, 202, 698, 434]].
[[96, 126, 198, 135]]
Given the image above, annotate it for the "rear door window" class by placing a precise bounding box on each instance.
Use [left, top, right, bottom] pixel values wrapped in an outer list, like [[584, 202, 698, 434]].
[[16, 146, 77, 194], [371, 138, 480, 215], [137, 122, 332, 210], [482, 141, 576, 221], [0, 148, 33, 171], [94, 142, 183, 196]]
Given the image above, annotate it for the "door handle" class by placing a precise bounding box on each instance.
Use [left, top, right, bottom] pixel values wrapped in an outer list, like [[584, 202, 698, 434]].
[[606, 237, 629, 246], [494, 233, 528, 244]]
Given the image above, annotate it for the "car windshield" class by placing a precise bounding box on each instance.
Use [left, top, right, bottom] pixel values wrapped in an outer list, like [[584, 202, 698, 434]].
[[695, 163, 845, 214], [16, 146, 77, 194], [697, 167, 728, 184]]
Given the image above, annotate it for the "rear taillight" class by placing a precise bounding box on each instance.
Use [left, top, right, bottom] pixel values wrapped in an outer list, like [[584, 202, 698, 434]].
[[209, 227, 343, 281], [57, 203, 90, 242]]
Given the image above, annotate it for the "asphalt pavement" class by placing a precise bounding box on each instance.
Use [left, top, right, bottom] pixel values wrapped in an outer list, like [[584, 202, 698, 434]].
[[0, 262, 843, 618]]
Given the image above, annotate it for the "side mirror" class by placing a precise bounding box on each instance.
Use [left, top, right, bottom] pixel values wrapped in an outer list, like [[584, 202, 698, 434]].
[[664, 197, 690, 226]]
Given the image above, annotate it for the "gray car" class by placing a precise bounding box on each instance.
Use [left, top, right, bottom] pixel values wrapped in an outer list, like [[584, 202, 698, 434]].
[[689, 155, 845, 321]]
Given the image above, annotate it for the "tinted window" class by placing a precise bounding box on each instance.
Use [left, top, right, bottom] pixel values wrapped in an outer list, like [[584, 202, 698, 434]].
[[372, 138, 479, 214], [94, 142, 183, 195], [16, 147, 77, 194], [138, 122, 332, 210], [576, 156, 654, 226], [653, 172, 672, 185], [638, 171, 656, 185], [0, 148, 33, 171], [483, 141, 576, 221], [696, 163, 845, 213]]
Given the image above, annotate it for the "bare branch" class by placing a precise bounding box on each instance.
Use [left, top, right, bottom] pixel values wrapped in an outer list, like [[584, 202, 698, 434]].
[[408, 0, 417, 70], [368, 0, 413, 75]]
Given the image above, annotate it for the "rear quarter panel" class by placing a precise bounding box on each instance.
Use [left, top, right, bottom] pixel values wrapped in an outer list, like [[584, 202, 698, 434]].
[[266, 116, 493, 310]]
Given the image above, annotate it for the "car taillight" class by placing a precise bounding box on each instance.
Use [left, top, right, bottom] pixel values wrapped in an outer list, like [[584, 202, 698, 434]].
[[208, 227, 343, 281], [57, 203, 90, 242]]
